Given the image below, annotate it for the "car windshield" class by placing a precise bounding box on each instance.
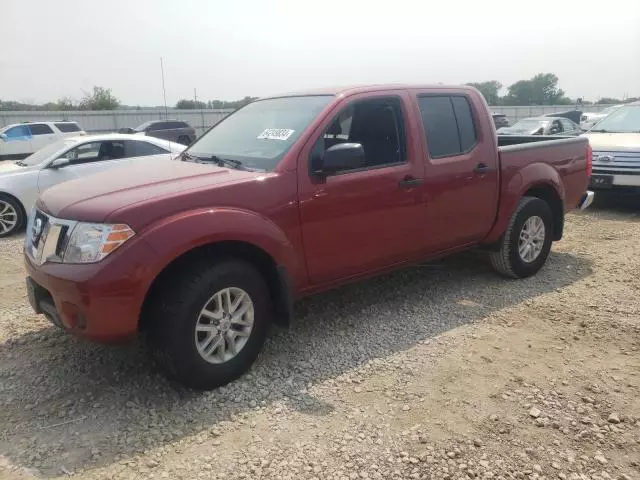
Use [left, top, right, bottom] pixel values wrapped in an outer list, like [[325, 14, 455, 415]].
[[133, 121, 155, 132], [590, 105, 640, 133], [185, 95, 333, 171], [20, 139, 76, 166], [507, 119, 548, 132], [600, 105, 622, 115]]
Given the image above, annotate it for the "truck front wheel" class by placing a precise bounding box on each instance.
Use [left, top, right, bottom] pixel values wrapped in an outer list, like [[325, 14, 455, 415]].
[[147, 259, 272, 390], [490, 196, 553, 279]]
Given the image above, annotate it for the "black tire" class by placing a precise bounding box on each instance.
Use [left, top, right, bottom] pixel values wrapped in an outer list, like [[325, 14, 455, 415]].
[[490, 196, 553, 279], [146, 259, 272, 390], [177, 135, 191, 146], [0, 194, 25, 238]]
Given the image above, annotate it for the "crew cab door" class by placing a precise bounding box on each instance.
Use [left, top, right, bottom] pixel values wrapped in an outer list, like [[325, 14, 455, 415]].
[[414, 92, 499, 251], [38, 139, 133, 194], [298, 92, 427, 285]]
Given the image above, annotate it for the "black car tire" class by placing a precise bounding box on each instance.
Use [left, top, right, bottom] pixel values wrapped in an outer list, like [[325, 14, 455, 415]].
[[146, 259, 272, 390], [490, 196, 553, 279], [0, 194, 25, 238]]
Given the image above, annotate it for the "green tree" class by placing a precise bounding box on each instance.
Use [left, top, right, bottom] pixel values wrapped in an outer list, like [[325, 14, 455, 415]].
[[79, 86, 120, 110], [504, 73, 569, 105], [176, 99, 207, 109], [466, 81, 502, 105]]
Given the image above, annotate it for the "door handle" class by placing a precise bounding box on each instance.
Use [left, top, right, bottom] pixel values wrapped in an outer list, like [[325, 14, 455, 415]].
[[474, 163, 491, 174], [398, 176, 424, 188]]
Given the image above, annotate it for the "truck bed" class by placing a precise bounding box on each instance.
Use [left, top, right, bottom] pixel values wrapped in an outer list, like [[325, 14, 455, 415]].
[[484, 134, 590, 245]]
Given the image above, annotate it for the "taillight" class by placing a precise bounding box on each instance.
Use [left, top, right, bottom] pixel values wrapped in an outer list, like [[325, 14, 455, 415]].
[[586, 144, 592, 177]]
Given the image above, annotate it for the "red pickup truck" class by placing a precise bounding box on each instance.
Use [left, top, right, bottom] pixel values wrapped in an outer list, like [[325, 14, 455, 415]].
[[24, 85, 593, 389]]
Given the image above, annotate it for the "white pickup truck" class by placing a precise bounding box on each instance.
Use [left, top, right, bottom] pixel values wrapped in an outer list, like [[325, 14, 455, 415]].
[[584, 101, 640, 191], [0, 121, 85, 161]]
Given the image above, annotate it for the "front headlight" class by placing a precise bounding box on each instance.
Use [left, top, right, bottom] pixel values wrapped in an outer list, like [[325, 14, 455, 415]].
[[63, 223, 135, 263]]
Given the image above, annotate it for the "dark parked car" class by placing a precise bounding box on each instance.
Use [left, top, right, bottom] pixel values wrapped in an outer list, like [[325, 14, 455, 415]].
[[119, 120, 195, 145], [497, 116, 582, 136], [543, 110, 583, 124], [492, 113, 510, 129]]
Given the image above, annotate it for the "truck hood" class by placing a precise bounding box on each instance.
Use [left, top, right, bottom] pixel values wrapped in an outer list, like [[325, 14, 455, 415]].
[[38, 160, 265, 225], [583, 132, 640, 152]]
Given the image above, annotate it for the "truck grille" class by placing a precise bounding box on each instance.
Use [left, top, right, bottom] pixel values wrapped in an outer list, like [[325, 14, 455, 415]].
[[25, 210, 77, 265], [592, 151, 640, 176]]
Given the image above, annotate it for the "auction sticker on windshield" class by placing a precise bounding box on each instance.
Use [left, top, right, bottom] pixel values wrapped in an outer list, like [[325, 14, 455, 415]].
[[257, 129, 295, 141]]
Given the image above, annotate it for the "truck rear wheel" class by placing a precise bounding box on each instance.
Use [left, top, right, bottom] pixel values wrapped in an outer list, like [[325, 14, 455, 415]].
[[146, 259, 272, 390], [490, 196, 553, 279]]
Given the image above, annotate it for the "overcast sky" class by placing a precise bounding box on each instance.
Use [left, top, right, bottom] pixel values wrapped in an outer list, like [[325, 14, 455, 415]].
[[2, 0, 639, 106]]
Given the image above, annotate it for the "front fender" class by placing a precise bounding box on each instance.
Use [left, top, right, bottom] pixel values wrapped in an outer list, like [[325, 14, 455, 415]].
[[484, 162, 565, 244], [139, 207, 304, 288]]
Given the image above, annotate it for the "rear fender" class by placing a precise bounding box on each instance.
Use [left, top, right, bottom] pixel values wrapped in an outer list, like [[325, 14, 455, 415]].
[[483, 162, 565, 245]]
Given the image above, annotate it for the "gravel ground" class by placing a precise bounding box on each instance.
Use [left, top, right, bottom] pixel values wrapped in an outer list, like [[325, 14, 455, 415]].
[[1, 193, 639, 480]]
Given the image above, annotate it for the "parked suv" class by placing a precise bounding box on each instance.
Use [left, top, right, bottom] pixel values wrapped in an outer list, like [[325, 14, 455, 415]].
[[120, 120, 195, 145], [0, 121, 85, 160]]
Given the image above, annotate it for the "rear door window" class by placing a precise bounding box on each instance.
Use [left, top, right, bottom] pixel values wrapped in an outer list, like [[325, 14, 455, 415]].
[[29, 124, 54, 135], [148, 122, 168, 131], [130, 140, 168, 156], [54, 122, 81, 133], [418, 95, 478, 158], [451, 97, 477, 152]]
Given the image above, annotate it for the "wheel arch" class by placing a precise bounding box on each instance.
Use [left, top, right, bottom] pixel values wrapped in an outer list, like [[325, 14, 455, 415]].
[[522, 184, 564, 240], [140, 240, 293, 332]]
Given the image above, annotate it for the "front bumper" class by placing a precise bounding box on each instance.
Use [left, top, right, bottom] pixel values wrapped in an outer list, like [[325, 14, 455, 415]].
[[23, 238, 158, 343], [578, 190, 594, 210]]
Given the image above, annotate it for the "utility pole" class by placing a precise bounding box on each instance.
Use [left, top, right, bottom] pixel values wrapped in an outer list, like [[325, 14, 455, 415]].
[[160, 57, 168, 119]]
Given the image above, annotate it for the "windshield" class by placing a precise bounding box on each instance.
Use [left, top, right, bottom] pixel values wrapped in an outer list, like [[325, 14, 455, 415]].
[[134, 121, 154, 132], [590, 105, 640, 133], [600, 105, 622, 115], [21, 139, 76, 166], [186, 95, 333, 171], [506, 119, 548, 132]]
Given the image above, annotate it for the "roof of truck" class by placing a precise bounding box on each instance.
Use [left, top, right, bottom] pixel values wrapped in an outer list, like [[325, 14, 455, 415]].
[[263, 84, 477, 99]]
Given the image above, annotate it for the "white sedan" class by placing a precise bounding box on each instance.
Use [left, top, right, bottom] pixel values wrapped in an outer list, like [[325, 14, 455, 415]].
[[0, 133, 185, 237]]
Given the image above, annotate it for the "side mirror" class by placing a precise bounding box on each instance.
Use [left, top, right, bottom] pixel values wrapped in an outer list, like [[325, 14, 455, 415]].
[[315, 143, 365, 175], [50, 157, 71, 169], [0, 133, 7, 141]]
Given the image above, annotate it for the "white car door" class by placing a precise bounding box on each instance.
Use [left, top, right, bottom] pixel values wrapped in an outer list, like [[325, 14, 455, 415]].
[[29, 124, 59, 152], [0, 125, 33, 158], [37, 140, 134, 194]]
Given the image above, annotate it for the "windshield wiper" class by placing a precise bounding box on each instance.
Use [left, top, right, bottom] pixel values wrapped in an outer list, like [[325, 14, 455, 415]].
[[179, 151, 197, 162], [209, 155, 245, 170], [181, 152, 256, 171]]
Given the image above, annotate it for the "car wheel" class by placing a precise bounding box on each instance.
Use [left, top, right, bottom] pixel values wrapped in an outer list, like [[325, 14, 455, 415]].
[[177, 135, 191, 146], [490, 196, 553, 279], [0, 194, 25, 238], [147, 259, 272, 390]]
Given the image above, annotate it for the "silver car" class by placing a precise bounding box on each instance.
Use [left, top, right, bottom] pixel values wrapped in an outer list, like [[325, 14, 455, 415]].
[[0, 134, 185, 237]]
